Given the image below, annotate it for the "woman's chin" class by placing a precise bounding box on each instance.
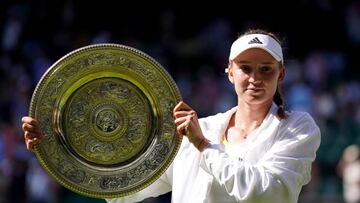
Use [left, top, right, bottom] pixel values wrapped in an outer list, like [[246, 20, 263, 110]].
[[243, 95, 271, 106]]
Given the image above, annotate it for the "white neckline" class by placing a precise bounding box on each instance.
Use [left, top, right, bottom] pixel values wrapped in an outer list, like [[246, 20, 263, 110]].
[[221, 102, 278, 147]]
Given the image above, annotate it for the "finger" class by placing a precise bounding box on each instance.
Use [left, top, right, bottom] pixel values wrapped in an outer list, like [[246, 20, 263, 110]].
[[176, 120, 190, 135], [22, 123, 37, 133], [22, 117, 38, 125], [189, 110, 196, 116], [26, 140, 34, 151], [22, 123, 41, 133], [174, 116, 188, 126], [24, 131, 43, 140], [173, 101, 192, 114], [173, 111, 193, 118], [26, 139, 42, 151], [173, 101, 184, 114]]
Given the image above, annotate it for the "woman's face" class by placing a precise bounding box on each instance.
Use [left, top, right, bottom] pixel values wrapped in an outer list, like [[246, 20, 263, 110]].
[[228, 48, 285, 106]]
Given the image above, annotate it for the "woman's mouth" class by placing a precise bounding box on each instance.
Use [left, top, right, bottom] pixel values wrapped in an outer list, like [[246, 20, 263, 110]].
[[246, 87, 262, 91], [245, 88, 264, 94]]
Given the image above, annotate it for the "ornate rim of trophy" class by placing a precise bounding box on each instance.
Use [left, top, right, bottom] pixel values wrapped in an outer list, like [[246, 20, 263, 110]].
[[29, 43, 182, 198]]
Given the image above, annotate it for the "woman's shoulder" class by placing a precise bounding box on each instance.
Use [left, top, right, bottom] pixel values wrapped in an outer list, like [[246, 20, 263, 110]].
[[282, 110, 320, 133], [286, 110, 316, 123]]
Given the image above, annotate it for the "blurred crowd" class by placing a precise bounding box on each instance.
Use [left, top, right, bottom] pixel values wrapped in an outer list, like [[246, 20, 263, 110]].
[[1, 1, 360, 203]]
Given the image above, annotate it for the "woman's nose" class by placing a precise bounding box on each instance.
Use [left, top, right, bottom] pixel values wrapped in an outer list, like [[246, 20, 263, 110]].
[[248, 72, 259, 83]]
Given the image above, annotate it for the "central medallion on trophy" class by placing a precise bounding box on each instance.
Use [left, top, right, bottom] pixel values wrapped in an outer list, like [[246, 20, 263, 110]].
[[95, 108, 120, 133]]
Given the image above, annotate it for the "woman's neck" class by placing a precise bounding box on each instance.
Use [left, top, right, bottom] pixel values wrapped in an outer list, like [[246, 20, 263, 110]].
[[225, 100, 272, 144], [234, 100, 272, 131]]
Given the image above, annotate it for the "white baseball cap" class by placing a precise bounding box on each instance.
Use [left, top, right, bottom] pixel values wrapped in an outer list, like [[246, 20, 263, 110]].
[[229, 34, 283, 64]]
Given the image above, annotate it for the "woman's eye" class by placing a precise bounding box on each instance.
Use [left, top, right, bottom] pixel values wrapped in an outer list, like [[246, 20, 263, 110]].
[[240, 65, 251, 73], [260, 66, 271, 73]]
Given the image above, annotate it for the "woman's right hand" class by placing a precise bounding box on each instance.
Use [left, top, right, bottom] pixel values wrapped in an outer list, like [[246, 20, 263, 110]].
[[21, 116, 44, 151], [173, 101, 210, 152]]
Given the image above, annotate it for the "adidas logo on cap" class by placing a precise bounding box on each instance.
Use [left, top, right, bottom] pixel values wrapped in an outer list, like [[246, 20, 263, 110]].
[[248, 37, 262, 44]]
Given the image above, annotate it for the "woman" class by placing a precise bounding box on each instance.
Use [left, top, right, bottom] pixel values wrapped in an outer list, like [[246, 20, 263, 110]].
[[22, 29, 321, 203]]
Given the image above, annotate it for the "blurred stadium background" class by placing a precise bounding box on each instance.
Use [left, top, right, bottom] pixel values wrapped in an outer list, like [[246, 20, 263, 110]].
[[1, 1, 360, 203]]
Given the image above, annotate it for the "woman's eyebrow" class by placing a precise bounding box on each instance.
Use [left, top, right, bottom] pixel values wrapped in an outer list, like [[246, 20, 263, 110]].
[[260, 62, 276, 65]]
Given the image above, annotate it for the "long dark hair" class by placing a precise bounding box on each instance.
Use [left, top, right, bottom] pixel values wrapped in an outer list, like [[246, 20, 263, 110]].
[[237, 29, 288, 119]]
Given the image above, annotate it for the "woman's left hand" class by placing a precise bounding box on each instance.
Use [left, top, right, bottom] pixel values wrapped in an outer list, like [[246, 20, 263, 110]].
[[173, 101, 210, 151]]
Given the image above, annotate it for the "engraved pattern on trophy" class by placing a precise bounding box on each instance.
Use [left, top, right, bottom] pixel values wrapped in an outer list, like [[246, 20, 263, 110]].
[[36, 77, 66, 165], [144, 142, 169, 170], [100, 174, 130, 190], [86, 175, 99, 186], [58, 159, 86, 184], [64, 77, 152, 166], [127, 164, 151, 184]]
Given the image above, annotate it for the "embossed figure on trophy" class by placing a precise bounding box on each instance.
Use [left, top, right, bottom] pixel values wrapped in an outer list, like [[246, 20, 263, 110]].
[[105, 53, 121, 66], [136, 64, 156, 81], [129, 164, 148, 182], [66, 168, 86, 183], [86, 139, 115, 161], [53, 78, 65, 95], [126, 131, 142, 144], [69, 101, 86, 127], [88, 176, 96, 186], [86, 139, 114, 153], [126, 117, 145, 143], [100, 81, 117, 97], [100, 175, 130, 190], [82, 55, 95, 66], [113, 55, 127, 66], [96, 110, 120, 133], [144, 143, 169, 170], [115, 84, 131, 100], [58, 159, 86, 184], [95, 53, 113, 66]]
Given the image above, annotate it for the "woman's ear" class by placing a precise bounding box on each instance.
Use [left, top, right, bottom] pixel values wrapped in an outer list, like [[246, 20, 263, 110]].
[[227, 63, 234, 84], [278, 66, 285, 82]]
